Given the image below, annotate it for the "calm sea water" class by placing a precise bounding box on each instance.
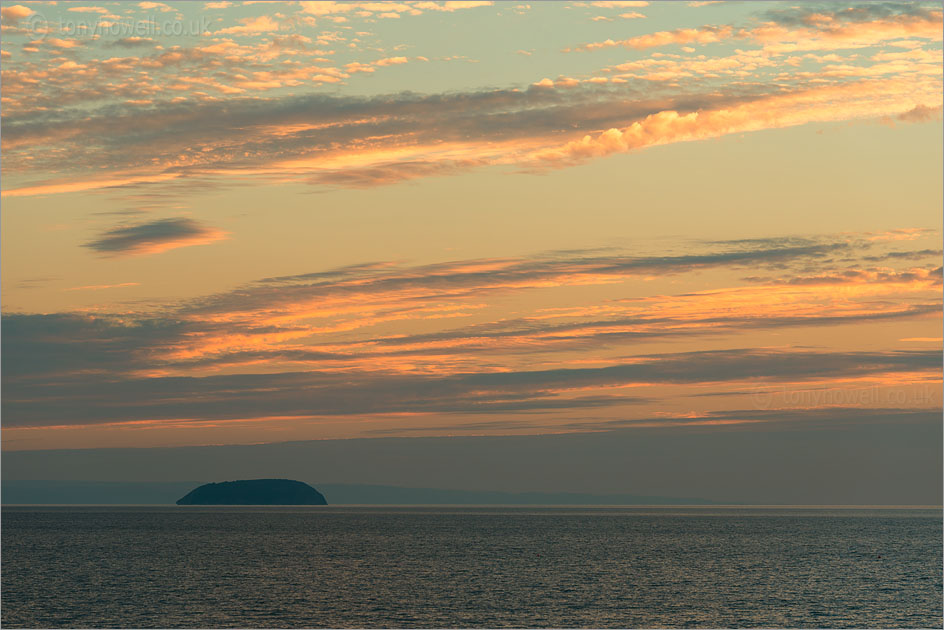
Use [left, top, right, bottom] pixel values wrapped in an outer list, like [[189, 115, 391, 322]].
[[2, 506, 941, 628]]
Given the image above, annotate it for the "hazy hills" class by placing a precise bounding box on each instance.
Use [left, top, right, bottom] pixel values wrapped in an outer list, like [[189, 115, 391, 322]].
[[2, 480, 720, 505]]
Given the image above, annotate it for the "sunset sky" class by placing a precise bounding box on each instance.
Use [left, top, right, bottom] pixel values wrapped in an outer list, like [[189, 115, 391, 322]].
[[1, 1, 942, 499]]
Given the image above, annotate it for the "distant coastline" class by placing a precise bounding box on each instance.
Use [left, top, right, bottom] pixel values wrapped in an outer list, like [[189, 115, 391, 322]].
[[2, 480, 725, 506]]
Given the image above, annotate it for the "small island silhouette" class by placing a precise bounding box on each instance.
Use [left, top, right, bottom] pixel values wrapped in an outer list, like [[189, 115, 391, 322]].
[[176, 479, 327, 505]]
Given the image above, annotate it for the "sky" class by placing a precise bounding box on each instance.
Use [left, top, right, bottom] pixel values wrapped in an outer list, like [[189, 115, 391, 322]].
[[1, 1, 942, 501]]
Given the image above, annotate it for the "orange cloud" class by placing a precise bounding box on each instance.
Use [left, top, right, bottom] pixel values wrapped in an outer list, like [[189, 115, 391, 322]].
[[119, 236, 939, 376], [1, 4, 940, 198], [571, 7, 942, 52], [374, 56, 409, 66], [532, 79, 942, 165], [0, 173, 181, 197], [213, 15, 281, 35], [299, 1, 492, 16], [0, 4, 32, 23], [579, 25, 732, 51], [590, 1, 649, 7]]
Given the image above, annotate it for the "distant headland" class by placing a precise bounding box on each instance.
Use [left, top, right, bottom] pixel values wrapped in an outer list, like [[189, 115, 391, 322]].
[[176, 479, 327, 505]]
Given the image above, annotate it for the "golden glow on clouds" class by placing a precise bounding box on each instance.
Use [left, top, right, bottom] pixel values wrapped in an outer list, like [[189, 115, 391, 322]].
[[535, 78, 941, 164], [2, 4, 941, 197], [154, 257, 940, 378], [3, 234, 937, 451], [1, 2, 941, 449]]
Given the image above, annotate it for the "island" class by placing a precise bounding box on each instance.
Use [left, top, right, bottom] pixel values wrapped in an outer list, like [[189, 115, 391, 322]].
[[175, 479, 328, 505]]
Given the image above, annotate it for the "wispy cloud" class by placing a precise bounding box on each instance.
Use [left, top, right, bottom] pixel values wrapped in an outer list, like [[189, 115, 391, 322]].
[[297, 1, 493, 16], [1, 3, 939, 197], [4, 76, 938, 197], [83, 218, 227, 256], [2, 233, 939, 433], [568, 4, 942, 52], [1, 3, 940, 449], [1, 342, 939, 428], [65, 282, 141, 291]]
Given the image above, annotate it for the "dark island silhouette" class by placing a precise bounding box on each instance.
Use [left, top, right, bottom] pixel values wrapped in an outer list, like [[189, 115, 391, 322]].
[[176, 479, 327, 505]]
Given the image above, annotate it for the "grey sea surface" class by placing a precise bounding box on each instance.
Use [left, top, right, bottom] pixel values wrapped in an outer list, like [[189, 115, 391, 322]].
[[2, 506, 941, 628]]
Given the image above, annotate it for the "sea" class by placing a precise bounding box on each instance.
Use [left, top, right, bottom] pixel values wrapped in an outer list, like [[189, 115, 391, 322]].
[[2, 506, 941, 628]]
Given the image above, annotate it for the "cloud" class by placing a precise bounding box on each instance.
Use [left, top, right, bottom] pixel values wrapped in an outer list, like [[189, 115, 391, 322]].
[[0, 84, 699, 191], [374, 56, 409, 66], [66, 6, 111, 13], [83, 218, 228, 257], [1, 3, 939, 196], [298, 1, 492, 16], [1, 173, 182, 198], [0, 4, 32, 24], [138, 2, 174, 12], [44, 38, 83, 49], [1, 343, 938, 428], [342, 296, 939, 361], [2, 228, 939, 446], [0, 3, 940, 456], [185, 236, 859, 321], [572, 25, 733, 51], [3, 233, 940, 430], [896, 103, 943, 123], [65, 282, 141, 292], [590, 1, 648, 7], [422, 1, 493, 11], [309, 158, 487, 187], [4, 72, 938, 197], [213, 15, 281, 35], [570, 4, 943, 52], [299, 2, 406, 15], [532, 80, 942, 166], [111, 37, 157, 48], [562, 406, 941, 433]]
